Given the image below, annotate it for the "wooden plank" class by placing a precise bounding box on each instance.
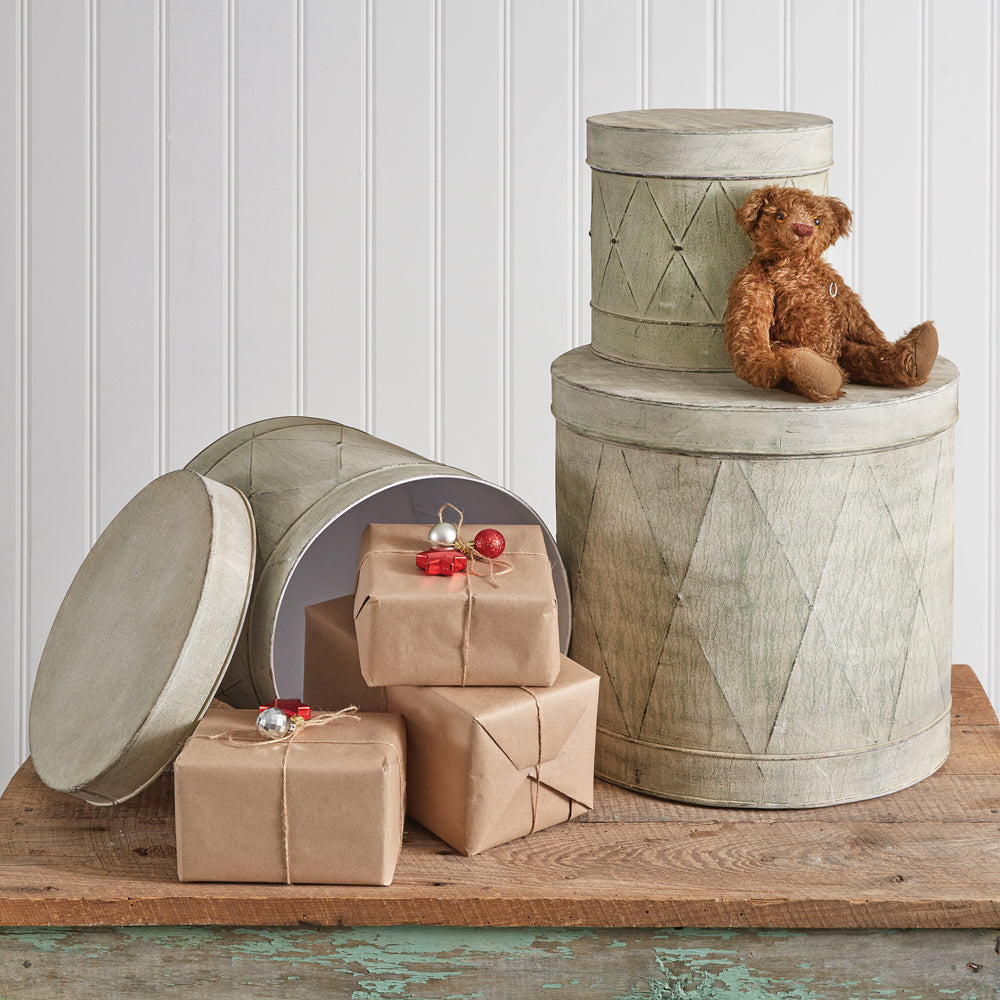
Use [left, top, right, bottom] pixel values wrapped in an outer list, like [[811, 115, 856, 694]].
[[1, 667, 999, 930], [1, 925, 999, 1000]]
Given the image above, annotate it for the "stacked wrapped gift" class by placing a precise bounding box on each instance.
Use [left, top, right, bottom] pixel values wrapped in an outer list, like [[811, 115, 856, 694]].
[[173, 699, 405, 885], [304, 508, 600, 856]]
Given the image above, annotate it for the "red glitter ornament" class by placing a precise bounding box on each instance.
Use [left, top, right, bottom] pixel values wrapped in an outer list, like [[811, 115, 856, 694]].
[[473, 528, 506, 560]]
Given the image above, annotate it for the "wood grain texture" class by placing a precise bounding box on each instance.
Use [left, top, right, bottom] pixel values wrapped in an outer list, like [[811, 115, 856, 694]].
[[2, 925, 999, 999], [1, 667, 999, 930]]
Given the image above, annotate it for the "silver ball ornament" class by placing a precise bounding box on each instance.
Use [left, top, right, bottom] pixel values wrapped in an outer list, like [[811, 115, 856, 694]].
[[256, 707, 290, 739], [428, 521, 458, 547]]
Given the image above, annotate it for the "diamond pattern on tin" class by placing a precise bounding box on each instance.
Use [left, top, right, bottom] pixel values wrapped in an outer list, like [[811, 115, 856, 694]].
[[565, 431, 953, 761]]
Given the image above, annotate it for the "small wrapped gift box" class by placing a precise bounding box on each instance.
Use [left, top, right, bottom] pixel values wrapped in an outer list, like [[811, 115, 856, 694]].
[[304, 596, 387, 712], [386, 655, 599, 856], [174, 703, 405, 884], [354, 523, 560, 687]]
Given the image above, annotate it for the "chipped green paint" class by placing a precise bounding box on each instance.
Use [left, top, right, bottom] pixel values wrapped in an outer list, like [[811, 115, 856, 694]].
[[2, 926, 997, 1000]]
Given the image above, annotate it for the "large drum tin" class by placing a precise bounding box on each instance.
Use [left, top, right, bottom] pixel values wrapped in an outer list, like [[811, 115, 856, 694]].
[[552, 347, 957, 807]]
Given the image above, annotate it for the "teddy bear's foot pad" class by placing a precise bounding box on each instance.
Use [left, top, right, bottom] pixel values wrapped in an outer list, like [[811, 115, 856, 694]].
[[787, 350, 844, 402]]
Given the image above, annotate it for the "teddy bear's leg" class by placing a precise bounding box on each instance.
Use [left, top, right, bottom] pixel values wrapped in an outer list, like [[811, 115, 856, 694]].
[[728, 338, 844, 402], [782, 347, 846, 402], [841, 321, 938, 388], [725, 271, 845, 401]]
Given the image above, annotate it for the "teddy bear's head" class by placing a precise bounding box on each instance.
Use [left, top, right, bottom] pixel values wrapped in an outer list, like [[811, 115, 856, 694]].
[[735, 186, 852, 261]]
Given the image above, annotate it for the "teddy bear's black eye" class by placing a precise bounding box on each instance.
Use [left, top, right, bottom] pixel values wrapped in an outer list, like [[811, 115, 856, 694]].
[[776, 212, 787, 221], [813, 217, 821, 226]]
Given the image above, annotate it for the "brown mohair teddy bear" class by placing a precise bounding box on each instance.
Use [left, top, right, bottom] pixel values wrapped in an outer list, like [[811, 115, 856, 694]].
[[724, 186, 938, 402]]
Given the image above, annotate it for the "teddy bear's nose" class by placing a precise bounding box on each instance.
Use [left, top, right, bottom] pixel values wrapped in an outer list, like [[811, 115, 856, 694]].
[[792, 223, 813, 237]]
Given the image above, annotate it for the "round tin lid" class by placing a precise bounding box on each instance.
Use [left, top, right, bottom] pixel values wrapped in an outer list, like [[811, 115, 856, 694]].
[[28, 469, 256, 805], [587, 109, 833, 179], [552, 346, 959, 457]]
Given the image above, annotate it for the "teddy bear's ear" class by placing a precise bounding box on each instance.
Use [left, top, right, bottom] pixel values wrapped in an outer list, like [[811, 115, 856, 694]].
[[826, 197, 852, 241], [735, 187, 776, 234]]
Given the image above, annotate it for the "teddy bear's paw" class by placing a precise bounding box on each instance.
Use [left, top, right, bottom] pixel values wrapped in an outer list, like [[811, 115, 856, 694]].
[[787, 349, 844, 402], [907, 321, 938, 383]]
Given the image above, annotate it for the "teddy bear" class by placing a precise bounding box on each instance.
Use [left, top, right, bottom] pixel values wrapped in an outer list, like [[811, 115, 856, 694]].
[[723, 185, 938, 402]]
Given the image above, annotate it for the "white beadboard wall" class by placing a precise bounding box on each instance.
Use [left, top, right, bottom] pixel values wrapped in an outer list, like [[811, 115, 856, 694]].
[[1, 0, 997, 791]]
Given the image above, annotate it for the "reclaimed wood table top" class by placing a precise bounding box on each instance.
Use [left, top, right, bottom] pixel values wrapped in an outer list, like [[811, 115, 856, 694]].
[[1, 664, 999, 931]]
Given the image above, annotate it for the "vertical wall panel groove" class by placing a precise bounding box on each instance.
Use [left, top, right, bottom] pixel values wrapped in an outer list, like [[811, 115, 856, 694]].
[[438, 0, 503, 483], [164, 0, 228, 470], [15, 0, 29, 763], [566, 0, 580, 350], [502, 0, 511, 485], [86, 0, 97, 546], [920, 0, 932, 320], [782, 0, 793, 110], [225, 0, 236, 431], [639, 0, 648, 108], [301, 0, 365, 432], [571, 0, 579, 349], [156, 0, 167, 475], [365, 0, 375, 434], [713, 0, 723, 107], [989, 0, 998, 701], [295, 0, 305, 417], [851, 0, 863, 295], [433, 0, 442, 461]]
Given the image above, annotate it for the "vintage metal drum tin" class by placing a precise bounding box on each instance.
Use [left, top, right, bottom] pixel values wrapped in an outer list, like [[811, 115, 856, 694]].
[[587, 109, 832, 372], [552, 346, 958, 807], [187, 416, 571, 707]]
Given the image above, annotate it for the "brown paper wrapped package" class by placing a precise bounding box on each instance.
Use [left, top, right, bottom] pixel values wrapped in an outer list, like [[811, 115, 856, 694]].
[[174, 704, 405, 885], [304, 596, 387, 712], [354, 523, 560, 687], [387, 655, 598, 856]]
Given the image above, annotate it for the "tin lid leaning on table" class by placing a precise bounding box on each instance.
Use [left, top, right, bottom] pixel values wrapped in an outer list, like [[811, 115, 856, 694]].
[[28, 469, 256, 806]]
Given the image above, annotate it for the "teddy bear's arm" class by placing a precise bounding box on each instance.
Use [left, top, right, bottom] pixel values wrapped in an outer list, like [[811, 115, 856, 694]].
[[723, 265, 785, 388]]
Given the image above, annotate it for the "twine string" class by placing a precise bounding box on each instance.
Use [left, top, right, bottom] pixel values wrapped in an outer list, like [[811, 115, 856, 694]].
[[519, 686, 544, 835]]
